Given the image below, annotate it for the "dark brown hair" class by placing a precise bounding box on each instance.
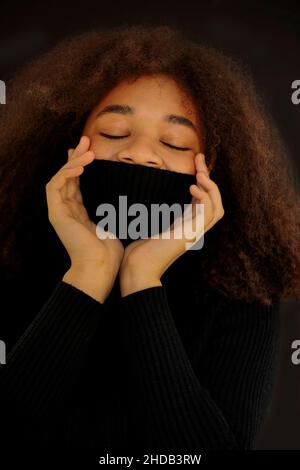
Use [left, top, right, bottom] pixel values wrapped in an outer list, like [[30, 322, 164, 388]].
[[1, 24, 299, 305]]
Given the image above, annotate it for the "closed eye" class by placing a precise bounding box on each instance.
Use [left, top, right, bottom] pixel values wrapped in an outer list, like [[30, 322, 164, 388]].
[[100, 132, 127, 140], [162, 142, 191, 151], [99, 133, 191, 151]]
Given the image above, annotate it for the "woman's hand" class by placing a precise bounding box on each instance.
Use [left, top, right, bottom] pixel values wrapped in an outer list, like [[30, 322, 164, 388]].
[[46, 135, 124, 302], [119, 153, 225, 296]]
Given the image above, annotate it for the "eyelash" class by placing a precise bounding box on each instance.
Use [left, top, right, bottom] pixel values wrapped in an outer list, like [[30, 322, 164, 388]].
[[99, 132, 191, 151]]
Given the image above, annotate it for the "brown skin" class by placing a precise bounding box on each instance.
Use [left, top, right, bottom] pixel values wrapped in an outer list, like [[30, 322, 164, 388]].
[[46, 74, 224, 301], [82, 74, 205, 174], [46, 137, 124, 303]]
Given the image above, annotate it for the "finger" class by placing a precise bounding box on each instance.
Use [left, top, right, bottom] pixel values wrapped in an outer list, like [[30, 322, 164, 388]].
[[189, 183, 207, 201], [47, 166, 84, 191], [64, 148, 87, 200], [195, 173, 224, 220], [168, 185, 206, 240], [68, 148, 75, 161], [194, 153, 211, 193], [62, 148, 75, 200], [46, 166, 84, 207], [66, 151, 94, 201], [196, 171, 216, 194], [194, 153, 210, 176], [70, 135, 90, 161], [189, 184, 213, 223], [191, 180, 216, 210], [64, 150, 95, 169], [66, 150, 80, 200]]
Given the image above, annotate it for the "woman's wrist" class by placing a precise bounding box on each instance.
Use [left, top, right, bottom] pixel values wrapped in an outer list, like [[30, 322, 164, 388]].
[[120, 264, 162, 297], [62, 262, 112, 303]]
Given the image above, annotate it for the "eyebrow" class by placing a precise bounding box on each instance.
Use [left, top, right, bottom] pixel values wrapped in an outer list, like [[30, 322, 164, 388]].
[[95, 104, 198, 133]]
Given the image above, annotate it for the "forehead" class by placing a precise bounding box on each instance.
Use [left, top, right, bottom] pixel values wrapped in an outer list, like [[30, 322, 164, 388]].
[[93, 74, 198, 117]]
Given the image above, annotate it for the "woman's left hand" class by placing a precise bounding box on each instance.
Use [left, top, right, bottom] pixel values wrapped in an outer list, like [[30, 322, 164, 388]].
[[119, 153, 225, 296]]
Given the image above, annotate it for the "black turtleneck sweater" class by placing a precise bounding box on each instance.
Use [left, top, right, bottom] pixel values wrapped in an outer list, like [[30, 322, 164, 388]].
[[0, 155, 280, 452], [0, 246, 280, 452]]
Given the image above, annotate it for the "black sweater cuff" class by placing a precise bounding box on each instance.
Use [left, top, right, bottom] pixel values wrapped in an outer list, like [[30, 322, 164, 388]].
[[0, 280, 104, 416]]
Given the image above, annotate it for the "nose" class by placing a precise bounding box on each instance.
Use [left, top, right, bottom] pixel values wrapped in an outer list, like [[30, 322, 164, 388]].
[[117, 140, 164, 168]]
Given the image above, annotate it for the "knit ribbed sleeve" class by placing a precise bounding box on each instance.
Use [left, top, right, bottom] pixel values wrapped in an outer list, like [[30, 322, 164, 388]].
[[0, 281, 104, 419], [119, 285, 280, 452]]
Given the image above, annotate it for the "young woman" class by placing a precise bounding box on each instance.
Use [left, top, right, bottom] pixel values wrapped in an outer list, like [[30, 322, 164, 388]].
[[0, 24, 299, 452]]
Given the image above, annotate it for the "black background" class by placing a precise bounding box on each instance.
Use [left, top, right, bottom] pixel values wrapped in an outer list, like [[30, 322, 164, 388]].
[[1, 0, 300, 450]]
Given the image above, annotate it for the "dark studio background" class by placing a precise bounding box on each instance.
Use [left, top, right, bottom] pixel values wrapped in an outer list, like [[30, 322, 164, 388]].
[[1, 0, 300, 450]]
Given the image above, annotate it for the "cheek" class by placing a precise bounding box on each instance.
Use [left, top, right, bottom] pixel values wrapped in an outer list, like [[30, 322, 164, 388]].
[[87, 135, 116, 160], [164, 153, 196, 175]]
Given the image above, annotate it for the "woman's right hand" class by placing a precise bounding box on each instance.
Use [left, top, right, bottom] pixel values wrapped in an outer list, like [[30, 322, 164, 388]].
[[45, 135, 124, 302]]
